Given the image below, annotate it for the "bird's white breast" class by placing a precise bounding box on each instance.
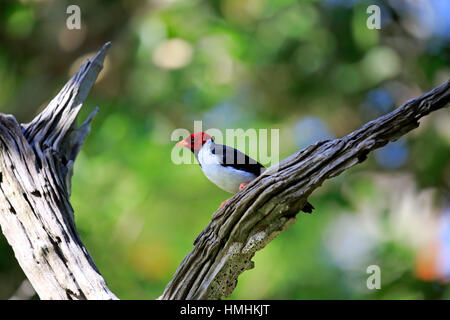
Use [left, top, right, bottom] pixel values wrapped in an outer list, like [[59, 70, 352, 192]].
[[198, 140, 257, 194]]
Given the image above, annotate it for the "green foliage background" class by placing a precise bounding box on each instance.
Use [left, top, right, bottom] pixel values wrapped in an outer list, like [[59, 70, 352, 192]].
[[0, 0, 449, 299]]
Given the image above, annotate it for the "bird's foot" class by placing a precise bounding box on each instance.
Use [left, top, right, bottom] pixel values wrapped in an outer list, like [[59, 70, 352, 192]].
[[218, 183, 249, 210], [239, 182, 249, 191], [219, 198, 230, 209]]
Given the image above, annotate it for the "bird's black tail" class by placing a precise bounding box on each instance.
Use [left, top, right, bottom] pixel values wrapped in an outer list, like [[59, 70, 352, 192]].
[[301, 201, 314, 214]]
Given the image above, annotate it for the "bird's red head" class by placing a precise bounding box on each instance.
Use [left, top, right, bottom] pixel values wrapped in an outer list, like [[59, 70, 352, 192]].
[[176, 132, 212, 151]]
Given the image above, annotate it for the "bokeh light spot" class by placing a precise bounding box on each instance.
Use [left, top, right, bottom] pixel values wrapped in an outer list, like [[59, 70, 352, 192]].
[[152, 38, 193, 70]]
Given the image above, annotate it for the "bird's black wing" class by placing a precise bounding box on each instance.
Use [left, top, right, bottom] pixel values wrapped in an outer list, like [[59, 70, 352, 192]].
[[212, 143, 265, 176]]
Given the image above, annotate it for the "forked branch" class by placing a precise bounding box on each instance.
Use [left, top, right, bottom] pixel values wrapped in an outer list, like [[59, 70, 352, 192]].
[[0, 43, 117, 300]]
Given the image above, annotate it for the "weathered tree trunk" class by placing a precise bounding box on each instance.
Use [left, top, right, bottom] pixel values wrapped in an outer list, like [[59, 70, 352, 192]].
[[0, 43, 117, 300], [0, 41, 448, 300]]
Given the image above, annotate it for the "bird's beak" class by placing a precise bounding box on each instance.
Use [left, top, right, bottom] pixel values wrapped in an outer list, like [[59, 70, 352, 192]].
[[176, 140, 189, 148]]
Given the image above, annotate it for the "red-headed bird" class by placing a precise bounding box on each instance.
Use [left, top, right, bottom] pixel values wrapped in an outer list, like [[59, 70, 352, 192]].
[[176, 132, 314, 213]]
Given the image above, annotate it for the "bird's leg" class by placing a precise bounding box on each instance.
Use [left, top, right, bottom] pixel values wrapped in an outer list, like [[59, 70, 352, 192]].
[[239, 182, 249, 190]]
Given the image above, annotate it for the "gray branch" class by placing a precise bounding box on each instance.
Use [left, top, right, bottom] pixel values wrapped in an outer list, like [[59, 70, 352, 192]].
[[0, 42, 117, 300], [160, 79, 450, 300]]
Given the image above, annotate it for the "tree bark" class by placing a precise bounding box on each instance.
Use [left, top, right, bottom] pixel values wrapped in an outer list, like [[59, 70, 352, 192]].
[[160, 79, 450, 300], [0, 43, 117, 300]]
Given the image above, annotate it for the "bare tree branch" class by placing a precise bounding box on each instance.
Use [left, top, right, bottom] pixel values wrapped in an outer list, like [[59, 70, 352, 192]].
[[0, 42, 117, 300], [160, 79, 450, 300]]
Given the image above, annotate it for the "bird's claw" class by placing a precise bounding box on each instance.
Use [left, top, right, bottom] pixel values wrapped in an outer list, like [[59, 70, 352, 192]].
[[218, 184, 249, 210], [239, 182, 249, 191], [219, 199, 229, 209]]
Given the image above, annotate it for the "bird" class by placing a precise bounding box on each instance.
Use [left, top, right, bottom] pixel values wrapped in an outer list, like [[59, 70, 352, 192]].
[[176, 132, 314, 213]]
